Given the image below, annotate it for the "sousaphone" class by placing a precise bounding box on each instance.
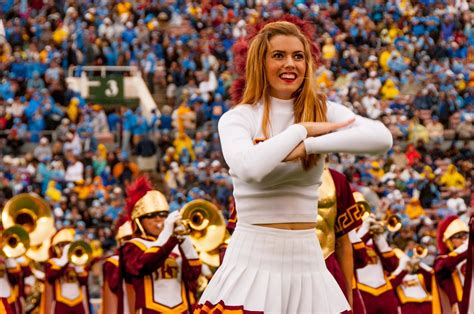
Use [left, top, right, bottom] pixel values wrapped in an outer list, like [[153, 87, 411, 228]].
[[2, 193, 56, 261]]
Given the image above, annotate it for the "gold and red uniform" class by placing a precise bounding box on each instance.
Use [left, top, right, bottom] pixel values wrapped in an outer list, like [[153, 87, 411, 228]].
[[13, 256, 32, 314], [43, 228, 90, 314], [350, 229, 370, 314], [44, 256, 90, 314], [102, 255, 128, 314], [356, 221, 400, 314], [0, 257, 21, 314], [102, 219, 133, 314], [122, 235, 201, 313], [389, 258, 433, 314], [316, 168, 364, 304], [461, 216, 474, 314], [434, 216, 469, 313]]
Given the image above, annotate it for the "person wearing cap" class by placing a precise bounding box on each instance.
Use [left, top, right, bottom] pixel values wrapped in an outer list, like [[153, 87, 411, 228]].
[[355, 209, 400, 314], [0, 251, 22, 314], [433, 216, 469, 313], [33, 137, 52, 162], [388, 249, 434, 314], [102, 219, 133, 314], [43, 228, 90, 314], [120, 176, 201, 313]]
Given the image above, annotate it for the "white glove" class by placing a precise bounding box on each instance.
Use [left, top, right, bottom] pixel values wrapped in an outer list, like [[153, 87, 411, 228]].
[[455, 240, 468, 254], [56, 243, 71, 267], [155, 211, 181, 246], [5, 258, 18, 269]]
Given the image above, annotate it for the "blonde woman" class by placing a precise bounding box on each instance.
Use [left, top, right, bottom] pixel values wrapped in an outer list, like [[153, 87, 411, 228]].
[[196, 20, 392, 313]]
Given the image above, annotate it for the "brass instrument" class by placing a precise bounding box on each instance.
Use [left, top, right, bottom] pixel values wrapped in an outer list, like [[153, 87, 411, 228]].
[[384, 214, 402, 233], [2, 193, 56, 263], [68, 240, 93, 266], [178, 199, 226, 253], [26, 237, 53, 262], [368, 214, 402, 235], [1, 225, 30, 258], [413, 244, 428, 259]]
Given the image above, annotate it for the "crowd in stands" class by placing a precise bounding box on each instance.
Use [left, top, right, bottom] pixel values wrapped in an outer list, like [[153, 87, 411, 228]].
[[0, 0, 473, 281]]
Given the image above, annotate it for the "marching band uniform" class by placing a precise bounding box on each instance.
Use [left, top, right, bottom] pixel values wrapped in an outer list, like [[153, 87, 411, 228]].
[[15, 255, 32, 314], [350, 229, 370, 314], [121, 178, 201, 313], [44, 228, 90, 314], [316, 168, 364, 304], [433, 216, 469, 313], [356, 220, 400, 314], [460, 216, 474, 314], [102, 220, 133, 314], [0, 257, 21, 314], [389, 254, 433, 314]]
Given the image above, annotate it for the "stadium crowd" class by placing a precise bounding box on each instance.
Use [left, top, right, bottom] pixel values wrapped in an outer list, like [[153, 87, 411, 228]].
[[0, 0, 473, 298]]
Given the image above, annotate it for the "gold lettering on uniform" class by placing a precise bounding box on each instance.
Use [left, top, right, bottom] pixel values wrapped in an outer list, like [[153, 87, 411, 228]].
[[151, 257, 179, 280], [316, 169, 337, 259], [163, 258, 178, 279], [64, 268, 78, 283], [402, 279, 420, 288]]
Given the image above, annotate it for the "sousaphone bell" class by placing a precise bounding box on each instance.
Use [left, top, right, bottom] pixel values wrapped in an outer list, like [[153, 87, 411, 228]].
[[2, 193, 55, 247], [1, 225, 30, 258]]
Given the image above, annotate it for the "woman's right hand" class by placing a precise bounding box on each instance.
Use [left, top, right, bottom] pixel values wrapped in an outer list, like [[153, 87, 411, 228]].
[[299, 118, 355, 137]]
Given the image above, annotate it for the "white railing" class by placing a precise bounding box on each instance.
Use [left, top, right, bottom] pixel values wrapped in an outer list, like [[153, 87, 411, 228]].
[[68, 65, 140, 78]]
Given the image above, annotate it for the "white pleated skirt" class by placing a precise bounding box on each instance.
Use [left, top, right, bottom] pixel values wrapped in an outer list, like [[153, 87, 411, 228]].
[[197, 223, 350, 313]]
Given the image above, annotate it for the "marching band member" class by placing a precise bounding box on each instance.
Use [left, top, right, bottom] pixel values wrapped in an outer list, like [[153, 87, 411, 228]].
[[349, 229, 370, 314], [433, 215, 469, 313], [316, 168, 364, 308], [0, 255, 21, 314], [460, 215, 474, 314], [102, 219, 133, 314], [389, 249, 433, 314], [44, 227, 90, 314], [121, 176, 201, 313], [356, 216, 400, 314], [15, 255, 32, 314]]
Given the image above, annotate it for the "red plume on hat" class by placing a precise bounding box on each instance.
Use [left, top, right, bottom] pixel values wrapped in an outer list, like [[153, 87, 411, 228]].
[[437, 215, 459, 255], [230, 14, 321, 105], [125, 176, 153, 219]]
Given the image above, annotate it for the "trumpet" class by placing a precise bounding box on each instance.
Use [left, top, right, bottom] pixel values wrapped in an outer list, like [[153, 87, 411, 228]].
[[405, 245, 428, 273], [176, 199, 226, 253], [1, 225, 30, 258], [68, 240, 92, 267], [369, 214, 402, 235], [413, 244, 428, 259]]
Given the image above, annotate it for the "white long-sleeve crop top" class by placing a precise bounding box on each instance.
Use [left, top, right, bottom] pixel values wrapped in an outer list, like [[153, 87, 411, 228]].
[[218, 97, 393, 224]]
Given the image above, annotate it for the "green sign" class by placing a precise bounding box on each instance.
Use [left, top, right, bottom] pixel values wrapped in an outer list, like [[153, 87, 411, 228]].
[[87, 76, 139, 107]]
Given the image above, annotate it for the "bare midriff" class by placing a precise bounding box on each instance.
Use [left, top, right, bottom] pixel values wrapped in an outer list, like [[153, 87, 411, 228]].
[[254, 222, 317, 230]]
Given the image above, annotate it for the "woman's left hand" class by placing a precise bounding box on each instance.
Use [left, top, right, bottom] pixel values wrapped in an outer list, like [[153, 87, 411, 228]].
[[284, 143, 306, 161], [299, 118, 355, 137]]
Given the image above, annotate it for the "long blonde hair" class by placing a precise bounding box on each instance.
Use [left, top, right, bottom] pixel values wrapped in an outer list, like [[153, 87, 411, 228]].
[[241, 21, 327, 170]]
